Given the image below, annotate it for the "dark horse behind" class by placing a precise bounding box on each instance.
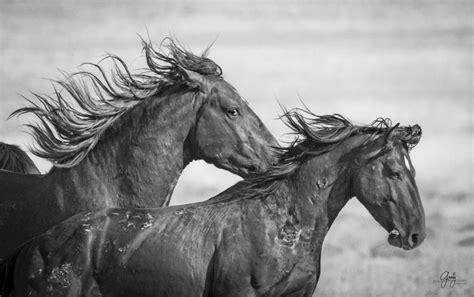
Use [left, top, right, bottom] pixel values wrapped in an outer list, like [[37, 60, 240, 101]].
[[0, 38, 278, 260], [0, 142, 39, 174], [0, 109, 425, 296]]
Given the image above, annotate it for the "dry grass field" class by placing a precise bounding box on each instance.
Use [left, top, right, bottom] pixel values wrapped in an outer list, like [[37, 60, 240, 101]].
[[0, 1, 472, 296]]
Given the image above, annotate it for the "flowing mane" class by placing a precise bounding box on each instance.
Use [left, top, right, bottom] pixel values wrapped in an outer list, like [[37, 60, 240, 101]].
[[278, 107, 421, 160], [10, 38, 223, 167], [225, 108, 422, 201]]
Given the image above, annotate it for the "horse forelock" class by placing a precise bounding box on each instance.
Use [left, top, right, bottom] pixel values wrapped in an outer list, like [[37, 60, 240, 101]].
[[393, 124, 422, 150], [11, 37, 224, 168]]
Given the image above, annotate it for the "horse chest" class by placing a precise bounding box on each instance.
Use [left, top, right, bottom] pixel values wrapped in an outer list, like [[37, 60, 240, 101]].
[[219, 238, 314, 296], [269, 252, 316, 290]]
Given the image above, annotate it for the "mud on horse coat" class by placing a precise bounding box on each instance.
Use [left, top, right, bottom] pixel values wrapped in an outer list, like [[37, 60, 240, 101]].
[[0, 38, 278, 260], [0, 109, 425, 296]]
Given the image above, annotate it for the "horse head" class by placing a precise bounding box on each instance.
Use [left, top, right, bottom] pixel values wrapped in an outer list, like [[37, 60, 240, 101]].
[[181, 69, 278, 176], [352, 124, 425, 250]]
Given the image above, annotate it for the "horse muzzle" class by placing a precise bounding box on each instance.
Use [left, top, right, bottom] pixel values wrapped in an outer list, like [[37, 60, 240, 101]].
[[387, 228, 423, 250]]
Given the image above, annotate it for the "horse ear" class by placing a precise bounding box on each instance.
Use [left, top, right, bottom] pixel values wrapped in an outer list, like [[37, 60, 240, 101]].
[[181, 68, 208, 91], [386, 123, 400, 144]]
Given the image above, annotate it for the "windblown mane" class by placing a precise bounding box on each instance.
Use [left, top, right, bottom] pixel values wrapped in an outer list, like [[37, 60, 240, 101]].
[[10, 38, 223, 167], [225, 108, 422, 201], [0, 142, 39, 174]]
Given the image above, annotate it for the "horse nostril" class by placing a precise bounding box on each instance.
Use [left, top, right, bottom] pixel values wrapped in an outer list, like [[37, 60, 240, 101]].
[[409, 233, 419, 247]]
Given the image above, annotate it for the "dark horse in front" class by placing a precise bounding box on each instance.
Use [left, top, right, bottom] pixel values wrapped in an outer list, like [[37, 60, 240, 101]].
[[1, 110, 425, 296], [0, 38, 278, 260]]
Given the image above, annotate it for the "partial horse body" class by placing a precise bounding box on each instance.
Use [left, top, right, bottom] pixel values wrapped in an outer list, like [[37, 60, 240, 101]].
[[0, 142, 39, 174], [0, 38, 278, 260], [0, 110, 425, 296]]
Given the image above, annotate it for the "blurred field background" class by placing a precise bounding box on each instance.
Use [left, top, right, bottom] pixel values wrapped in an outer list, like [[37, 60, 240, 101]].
[[0, 0, 472, 296]]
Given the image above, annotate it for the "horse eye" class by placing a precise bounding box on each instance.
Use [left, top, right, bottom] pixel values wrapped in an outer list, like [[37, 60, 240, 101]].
[[390, 171, 403, 180], [226, 108, 240, 117]]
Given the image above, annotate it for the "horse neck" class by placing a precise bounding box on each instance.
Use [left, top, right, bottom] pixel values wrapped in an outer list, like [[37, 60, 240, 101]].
[[281, 137, 367, 244], [49, 89, 198, 209]]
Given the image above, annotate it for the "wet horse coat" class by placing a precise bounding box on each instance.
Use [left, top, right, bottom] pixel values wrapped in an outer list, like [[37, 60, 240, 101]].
[[1, 111, 425, 296], [0, 38, 277, 260]]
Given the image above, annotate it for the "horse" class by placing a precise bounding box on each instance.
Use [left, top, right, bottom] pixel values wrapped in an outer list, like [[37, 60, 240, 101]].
[[0, 110, 425, 296], [0, 38, 278, 260], [0, 142, 40, 174]]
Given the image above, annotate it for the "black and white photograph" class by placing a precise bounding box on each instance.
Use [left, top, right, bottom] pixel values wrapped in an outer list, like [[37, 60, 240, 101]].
[[0, 0, 472, 296]]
